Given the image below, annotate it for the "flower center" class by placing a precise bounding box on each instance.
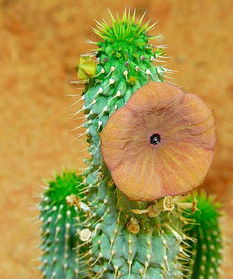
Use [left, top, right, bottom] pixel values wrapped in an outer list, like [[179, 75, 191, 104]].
[[150, 133, 161, 145]]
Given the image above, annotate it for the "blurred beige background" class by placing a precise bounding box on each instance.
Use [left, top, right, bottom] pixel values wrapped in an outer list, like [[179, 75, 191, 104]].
[[0, 0, 233, 278]]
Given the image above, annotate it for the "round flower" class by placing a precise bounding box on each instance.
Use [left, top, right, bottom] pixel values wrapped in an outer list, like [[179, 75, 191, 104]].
[[100, 82, 216, 201]]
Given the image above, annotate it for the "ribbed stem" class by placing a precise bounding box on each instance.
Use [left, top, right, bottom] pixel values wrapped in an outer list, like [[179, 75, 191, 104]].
[[39, 172, 88, 278], [183, 192, 222, 279], [77, 13, 188, 278]]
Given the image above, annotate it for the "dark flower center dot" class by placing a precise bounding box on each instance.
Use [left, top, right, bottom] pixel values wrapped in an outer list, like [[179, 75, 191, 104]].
[[150, 133, 161, 145]]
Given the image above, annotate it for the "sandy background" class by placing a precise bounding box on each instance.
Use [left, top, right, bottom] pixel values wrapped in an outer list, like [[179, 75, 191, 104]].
[[0, 0, 233, 278]]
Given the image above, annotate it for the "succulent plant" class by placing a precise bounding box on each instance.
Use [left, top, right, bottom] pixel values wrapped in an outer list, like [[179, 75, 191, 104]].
[[39, 10, 222, 279], [39, 172, 89, 279]]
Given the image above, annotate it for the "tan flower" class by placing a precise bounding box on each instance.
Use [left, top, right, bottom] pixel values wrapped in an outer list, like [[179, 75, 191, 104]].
[[100, 82, 216, 201]]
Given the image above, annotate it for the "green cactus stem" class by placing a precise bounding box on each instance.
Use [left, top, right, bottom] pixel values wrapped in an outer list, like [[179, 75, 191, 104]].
[[75, 11, 193, 278], [183, 192, 222, 279], [39, 171, 88, 279]]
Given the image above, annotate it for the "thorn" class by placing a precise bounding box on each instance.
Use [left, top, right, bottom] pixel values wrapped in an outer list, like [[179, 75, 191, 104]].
[[70, 80, 87, 85], [109, 78, 115, 85]]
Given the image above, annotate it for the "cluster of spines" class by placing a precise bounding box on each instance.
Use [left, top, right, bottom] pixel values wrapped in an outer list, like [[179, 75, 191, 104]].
[[93, 9, 157, 41], [39, 172, 88, 279]]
